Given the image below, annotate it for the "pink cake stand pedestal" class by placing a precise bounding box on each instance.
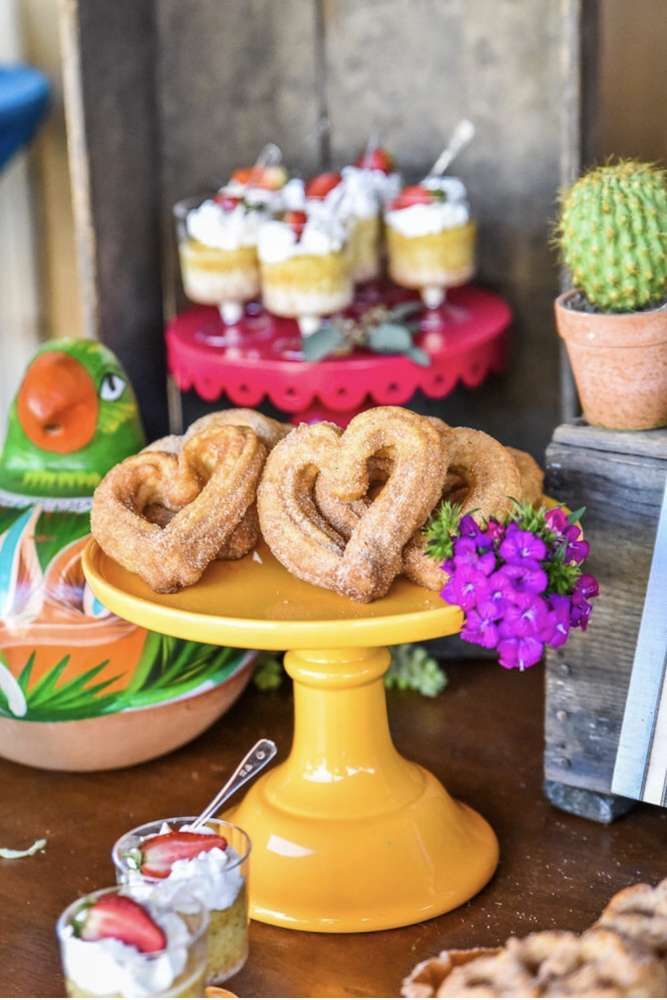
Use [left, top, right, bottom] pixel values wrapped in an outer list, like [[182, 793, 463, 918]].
[[166, 283, 511, 426]]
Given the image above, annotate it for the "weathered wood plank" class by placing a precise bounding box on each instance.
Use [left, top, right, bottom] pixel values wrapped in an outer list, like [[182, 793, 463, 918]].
[[155, 0, 322, 318], [544, 424, 667, 809], [322, 0, 594, 456], [62, 0, 167, 439]]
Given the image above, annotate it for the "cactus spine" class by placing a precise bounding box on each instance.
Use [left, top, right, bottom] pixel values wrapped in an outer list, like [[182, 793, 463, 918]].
[[558, 160, 667, 312]]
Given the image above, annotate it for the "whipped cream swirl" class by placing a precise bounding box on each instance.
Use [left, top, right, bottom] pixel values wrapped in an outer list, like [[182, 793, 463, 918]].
[[258, 214, 347, 263], [186, 198, 268, 250]]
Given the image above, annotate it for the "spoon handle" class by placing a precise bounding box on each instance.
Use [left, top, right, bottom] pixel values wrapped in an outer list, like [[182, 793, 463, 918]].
[[427, 118, 475, 177], [191, 738, 277, 830]]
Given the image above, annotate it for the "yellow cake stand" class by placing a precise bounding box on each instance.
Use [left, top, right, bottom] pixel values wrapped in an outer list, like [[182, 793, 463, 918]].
[[83, 539, 499, 933]]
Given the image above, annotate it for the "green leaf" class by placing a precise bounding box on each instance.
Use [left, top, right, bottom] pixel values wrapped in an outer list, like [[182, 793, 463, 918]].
[[423, 500, 464, 561], [253, 654, 285, 691], [384, 644, 447, 697], [567, 506, 586, 524], [302, 324, 346, 362], [16, 651, 37, 691], [406, 346, 431, 367], [25, 655, 71, 706], [387, 301, 422, 322], [368, 323, 412, 353]]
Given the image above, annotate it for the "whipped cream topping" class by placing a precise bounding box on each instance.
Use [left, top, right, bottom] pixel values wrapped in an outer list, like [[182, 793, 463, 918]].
[[258, 214, 347, 263], [280, 177, 306, 212], [342, 165, 402, 214], [186, 198, 268, 250], [61, 907, 190, 997], [386, 175, 470, 236], [125, 823, 245, 913]]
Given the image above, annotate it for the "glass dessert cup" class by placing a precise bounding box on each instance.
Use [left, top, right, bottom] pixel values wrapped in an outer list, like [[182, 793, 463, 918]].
[[260, 250, 354, 336], [174, 197, 262, 330], [347, 214, 382, 283], [56, 885, 208, 998], [113, 817, 250, 985], [387, 220, 476, 310]]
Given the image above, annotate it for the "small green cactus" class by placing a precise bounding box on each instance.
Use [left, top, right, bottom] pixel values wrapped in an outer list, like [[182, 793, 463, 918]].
[[557, 160, 667, 312]]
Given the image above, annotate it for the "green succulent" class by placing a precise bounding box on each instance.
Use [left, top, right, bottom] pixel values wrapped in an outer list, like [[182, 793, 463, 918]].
[[556, 160, 667, 313]]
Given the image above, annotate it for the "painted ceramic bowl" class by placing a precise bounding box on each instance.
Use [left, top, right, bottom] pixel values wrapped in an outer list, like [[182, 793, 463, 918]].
[[0, 340, 254, 771]]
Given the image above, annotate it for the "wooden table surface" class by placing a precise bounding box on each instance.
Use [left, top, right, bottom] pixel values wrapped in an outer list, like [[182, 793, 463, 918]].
[[2, 660, 666, 998]]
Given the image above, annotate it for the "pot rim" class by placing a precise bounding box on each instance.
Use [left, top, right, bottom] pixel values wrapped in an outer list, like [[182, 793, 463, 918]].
[[556, 288, 667, 321]]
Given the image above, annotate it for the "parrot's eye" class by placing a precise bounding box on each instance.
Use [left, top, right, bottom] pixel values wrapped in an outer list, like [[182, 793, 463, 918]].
[[100, 372, 126, 401]]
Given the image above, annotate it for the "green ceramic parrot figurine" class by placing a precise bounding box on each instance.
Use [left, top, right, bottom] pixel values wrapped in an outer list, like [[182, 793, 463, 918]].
[[0, 338, 145, 496]]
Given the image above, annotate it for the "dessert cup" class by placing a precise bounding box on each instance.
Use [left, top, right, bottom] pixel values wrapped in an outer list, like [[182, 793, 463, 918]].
[[56, 885, 208, 998], [113, 817, 250, 985], [175, 197, 263, 326], [386, 176, 476, 309], [258, 215, 353, 336]]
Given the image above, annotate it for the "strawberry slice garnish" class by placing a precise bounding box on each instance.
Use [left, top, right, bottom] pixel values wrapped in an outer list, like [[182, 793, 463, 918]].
[[214, 192, 241, 211], [389, 185, 438, 211], [284, 209, 307, 238], [305, 171, 342, 200], [138, 830, 228, 879], [79, 894, 166, 954], [231, 165, 287, 190], [355, 147, 394, 173]]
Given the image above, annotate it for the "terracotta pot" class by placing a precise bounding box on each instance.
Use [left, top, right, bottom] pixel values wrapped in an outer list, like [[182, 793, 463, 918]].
[[0, 655, 255, 772], [555, 290, 667, 430]]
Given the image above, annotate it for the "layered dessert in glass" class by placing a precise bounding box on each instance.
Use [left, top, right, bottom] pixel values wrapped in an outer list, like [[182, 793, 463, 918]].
[[258, 206, 353, 335], [56, 885, 208, 998], [176, 165, 286, 324], [113, 817, 250, 985], [342, 146, 401, 283], [385, 175, 476, 308]]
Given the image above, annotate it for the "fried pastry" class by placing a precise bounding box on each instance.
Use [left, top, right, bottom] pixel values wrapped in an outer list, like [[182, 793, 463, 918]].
[[258, 407, 447, 601], [91, 424, 267, 593]]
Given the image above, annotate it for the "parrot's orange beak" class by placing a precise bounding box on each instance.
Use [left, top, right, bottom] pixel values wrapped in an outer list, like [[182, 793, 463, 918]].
[[17, 351, 98, 453]]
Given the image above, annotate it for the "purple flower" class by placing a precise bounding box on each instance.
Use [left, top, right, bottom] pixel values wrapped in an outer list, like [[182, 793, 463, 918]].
[[486, 519, 505, 544], [544, 594, 571, 648], [566, 538, 590, 563], [499, 527, 547, 564], [461, 604, 501, 649], [453, 536, 496, 575], [501, 560, 548, 596], [441, 564, 490, 611], [497, 636, 544, 670], [574, 574, 599, 600], [545, 507, 569, 535], [570, 599, 592, 631], [459, 514, 482, 539], [499, 596, 551, 639]]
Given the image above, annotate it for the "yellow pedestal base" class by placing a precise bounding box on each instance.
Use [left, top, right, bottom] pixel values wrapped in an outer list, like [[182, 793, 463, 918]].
[[227, 647, 498, 932], [83, 542, 499, 932]]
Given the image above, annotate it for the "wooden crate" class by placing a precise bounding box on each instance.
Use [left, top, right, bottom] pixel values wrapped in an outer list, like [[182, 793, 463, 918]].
[[544, 421, 667, 823], [60, 0, 599, 453]]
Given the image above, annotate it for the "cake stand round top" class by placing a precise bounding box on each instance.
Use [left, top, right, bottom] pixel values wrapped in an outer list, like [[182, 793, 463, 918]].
[[83, 540, 463, 651], [166, 284, 510, 413]]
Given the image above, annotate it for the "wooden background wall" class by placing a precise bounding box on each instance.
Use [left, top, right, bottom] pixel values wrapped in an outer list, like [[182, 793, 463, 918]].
[[62, 0, 596, 451]]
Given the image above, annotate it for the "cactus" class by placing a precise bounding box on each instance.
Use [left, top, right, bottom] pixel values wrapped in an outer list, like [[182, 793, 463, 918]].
[[557, 160, 667, 312]]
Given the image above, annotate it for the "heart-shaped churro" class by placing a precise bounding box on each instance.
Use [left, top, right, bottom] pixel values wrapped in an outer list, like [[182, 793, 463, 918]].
[[92, 424, 267, 592], [257, 407, 447, 602], [142, 409, 289, 561]]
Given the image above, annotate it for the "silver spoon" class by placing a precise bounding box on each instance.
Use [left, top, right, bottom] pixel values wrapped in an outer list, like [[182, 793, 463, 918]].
[[189, 738, 277, 831], [426, 118, 475, 178]]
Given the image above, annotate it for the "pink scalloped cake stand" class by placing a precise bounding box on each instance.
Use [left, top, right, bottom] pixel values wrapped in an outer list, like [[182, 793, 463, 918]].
[[166, 283, 511, 425]]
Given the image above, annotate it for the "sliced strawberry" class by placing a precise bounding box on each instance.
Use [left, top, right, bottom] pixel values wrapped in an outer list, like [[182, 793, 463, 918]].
[[305, 171, 342, 200], [355, 147, 394, 173], [139, 830, 228, 879], [231, 165, 287, 190], [79, 894, 166, 954], [214, 192, 241, 211], [284, 209, 307, 238], [390, 185, 436, 211]]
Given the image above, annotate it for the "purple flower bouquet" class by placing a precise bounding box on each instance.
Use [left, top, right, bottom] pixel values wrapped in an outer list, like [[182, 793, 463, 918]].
[[424, 501, 599, 670]]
